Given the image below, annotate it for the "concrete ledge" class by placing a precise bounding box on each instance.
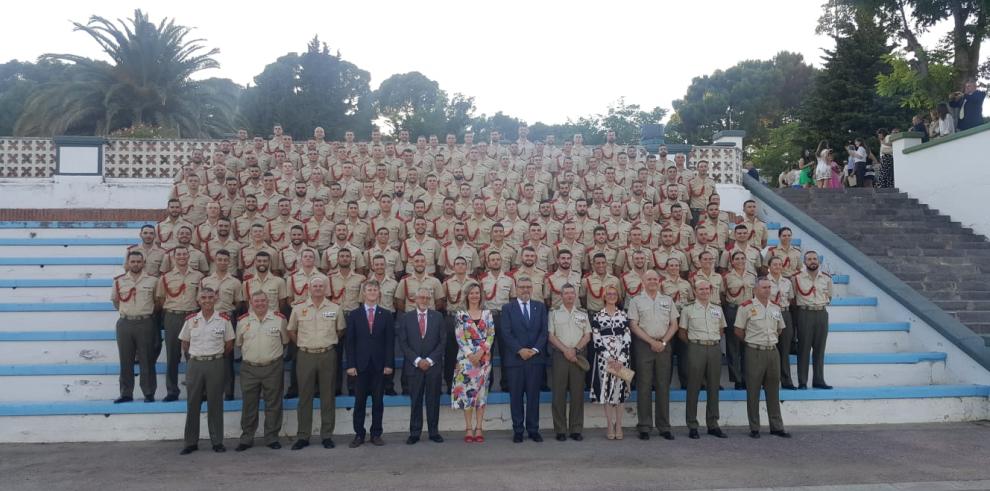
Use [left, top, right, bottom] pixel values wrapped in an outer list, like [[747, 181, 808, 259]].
[[0, 279, 114, 288], [902, 122, 990, 154], [744, 175, 990, 371]]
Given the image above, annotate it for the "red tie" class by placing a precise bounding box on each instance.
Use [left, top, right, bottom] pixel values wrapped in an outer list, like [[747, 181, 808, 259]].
[[418, 312, 427, 338], [367, 307, 375, 334]]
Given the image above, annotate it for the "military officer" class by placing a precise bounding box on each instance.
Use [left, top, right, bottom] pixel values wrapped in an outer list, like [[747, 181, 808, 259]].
[[628, 271, 679, 441], [678, 280, 728, 439], [156, 245, 204, 401], [548, 284, 592, 441], [235, 291, 288, 452], [794, 251, 834, 390], [112, 251, 160, 403]]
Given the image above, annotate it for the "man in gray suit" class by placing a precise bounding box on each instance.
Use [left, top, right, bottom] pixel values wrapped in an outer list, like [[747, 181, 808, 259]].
[[397, 288, 446, 444]]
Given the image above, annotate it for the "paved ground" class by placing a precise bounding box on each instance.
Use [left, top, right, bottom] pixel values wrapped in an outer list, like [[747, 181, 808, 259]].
[[2, 422, 989, 490]]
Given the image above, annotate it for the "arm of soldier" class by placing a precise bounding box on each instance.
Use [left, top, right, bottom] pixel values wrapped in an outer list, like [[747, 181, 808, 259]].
[[223, 319, 235, 354], [395, 279, 408, 312], [154, 277, 166, 310], [286, 305, 299, 344], [575, 316, 592, 351], [277, 279, 289, 313], [178, 319, 192, 354], [547, 312, 572, 356], [660, 304, 680, 347], [825, 276, 834, 303], [677, 309, 690, 342], [111, 279, 120, 309], [626, 300, 656, 348], [733, 304, 749, 340]]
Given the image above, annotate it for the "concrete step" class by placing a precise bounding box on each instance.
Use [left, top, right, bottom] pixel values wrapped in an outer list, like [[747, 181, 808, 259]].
[[0, 228, 145, 239], [0, 287, 110, 303], [826, 323, 911, 353], [0, 245, 129, 257], [0, 311, 120, 331], [0, 264, 123, 279]]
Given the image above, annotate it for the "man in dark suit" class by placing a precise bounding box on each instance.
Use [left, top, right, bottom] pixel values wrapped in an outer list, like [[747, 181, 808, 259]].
[[499, 275, 549, 443], [345, 279, 395, 448], [397, 288, 446, 444], [949, 79, 986, 131]]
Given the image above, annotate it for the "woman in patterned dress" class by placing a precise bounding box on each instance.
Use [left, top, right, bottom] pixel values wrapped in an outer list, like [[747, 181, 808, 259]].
[[451, 282, 495, 443], [590, 285, 632, 440]]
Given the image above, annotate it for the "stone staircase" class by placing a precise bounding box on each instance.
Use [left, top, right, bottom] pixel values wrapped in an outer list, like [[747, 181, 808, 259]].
[[776, 187, 990, 345], [1, 218, 988, 442]]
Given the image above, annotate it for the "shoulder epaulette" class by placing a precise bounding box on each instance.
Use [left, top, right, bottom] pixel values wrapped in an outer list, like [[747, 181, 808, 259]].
[[293, 299, 307, 305], [219, 312, 230, 320], [583, 272, 591, 278], [275, 312, 286, 319], [237, 312, 250, 320], [740, 299, 754, 307], [767, 246, 777, 253], [185, 312, 198, 320], [242, 274, 254, 281], [114, 273, 126, 280]]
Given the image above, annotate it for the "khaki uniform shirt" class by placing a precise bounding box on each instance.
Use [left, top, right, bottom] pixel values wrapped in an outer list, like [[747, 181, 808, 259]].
[[724, 269, 757, 306], [653, 247, 690, 274], [794, 271, 833, 308], [615, 246, 655, 273], [401, 236, 441, 274], [514, 241, 554, 273], [237, 310, 288, 363], [511, 267, 547, 303], [156, 268, 204, 311], [287, 299, 345, 349], [365, 246, 402, 279], [627, 292, 679, 339], [256, 192, 283, 220], [240, 242, 281, 276], [689, 269, 725, 305], [734, 300, 785, 346], [178, 311, 235, 357], [661, 275, 694, 308], [200, 273, 243, 313], [279, 244, 319, 275], [396, 273, 443, 311], [243, 273, 289, 311], [688, 243, 721, 271], [465, 216, 496, 248], [372, 274, 399, 312], [582, 245, 618, 273], [266, 217, 303, 250], [442, 276, 473, 312], [501, 217, 530, 248], [369, 215, 405, 249], [719, 242, 764, 275], [679, 302, 726, 342], [480, 271, 514, 311], [328, 271, 366, 312], [687, 176, 717, 210], [321, 242, 366, 273], [581, 273, 621, 311], [482, 243, 517, 274], [155, 217, 194, 249], [203, 238, 243, 273], [126, 244, 166, 276], [740, 217, 769, 248], [160, 246, 210, 275], [601, 218, 632, 248], [768, 273, 795, 308], [179, 193, 212, 226], [234, 213, 268, 242], [549, 306, 592, 348], [620, 271, 646, 298], [440, 242, 480, 276], [545, 270, 582, 310], [192, 220, 219, 248], [304, 217, 335, 252], [670, 223, 697, 251], [287, 268, 329, 303], [766, 245, 803, 278], [112, 272, 158, 316]]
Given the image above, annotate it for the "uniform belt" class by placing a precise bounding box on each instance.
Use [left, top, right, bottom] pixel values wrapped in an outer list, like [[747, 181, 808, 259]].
[[779, 306, 789, 311], [746, 343, 776, 351], [242, 359, 279, 367], [165, 309, 196, 316], [298, 346, 332, 354], [799, 306, 827, 311], [689, 339, 719, 346], [189, 353, 224, 361], [120, 314, 152, 321]]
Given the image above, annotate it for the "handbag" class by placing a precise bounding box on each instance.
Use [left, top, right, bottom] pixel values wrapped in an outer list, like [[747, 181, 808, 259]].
[[606, 361, 635, 383]]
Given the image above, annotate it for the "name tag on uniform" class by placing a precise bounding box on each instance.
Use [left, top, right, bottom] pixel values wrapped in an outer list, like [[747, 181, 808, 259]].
[[212, 326, 225, 337], [659, 302, 671, 311], [750, 307, 759, 317], [709, 308, 722, 319], [771, 311, 782, 321], [267, 327, 281, 336], [323, 311, 337, 319], [576, 312, 587, 320]]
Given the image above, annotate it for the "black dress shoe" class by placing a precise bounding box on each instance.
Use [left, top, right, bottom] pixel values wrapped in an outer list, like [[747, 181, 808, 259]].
[[749, 431, 761, 439], [370, 436, 385, 446], [813, 383, 833, 390], [163, 394, 178, 402], [224, 394, 235, 401], [406, 435, 420, 445], [734, 382, 746, 390], [707, 428, 728, 439], [689, 429, 700, 439], [555, 433, 567, 441], [113, 396, 133, 404], [179, 445, 198, 455], [267, 441, 282, 450], [660, 431, 675, 440], [782, 383, 798, 390], [212, 444, 226, 453], [322, 438, 335, 449], [798, 384, 808, 390], [770, 430, 792, 438], [384, 388, 398, 396], [144, 395, 156, 403], [284, 392, 298, 399], [235, 443, 251, 452], [512, 434, 524, 443], [569, 433, 583, 441], [428, 434, 444, 443], [349, 436, 365, 448], [291, 439, 309, 450], [530, 433, 543, 442], [638, 432, 650, 440]]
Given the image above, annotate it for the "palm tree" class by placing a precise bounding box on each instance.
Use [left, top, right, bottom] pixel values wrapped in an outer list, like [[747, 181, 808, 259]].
[[15, 9, 238, 137]]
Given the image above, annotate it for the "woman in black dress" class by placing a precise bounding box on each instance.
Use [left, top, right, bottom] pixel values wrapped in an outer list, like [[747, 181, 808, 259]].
[[589, 285, 632, 440]]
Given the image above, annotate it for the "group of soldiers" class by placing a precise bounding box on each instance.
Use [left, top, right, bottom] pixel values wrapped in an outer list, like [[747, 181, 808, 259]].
[[111, 124, 834, 450]]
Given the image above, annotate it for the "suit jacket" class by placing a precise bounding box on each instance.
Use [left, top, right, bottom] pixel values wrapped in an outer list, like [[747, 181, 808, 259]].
[[500, 299, 549, 367], [396, 309, 445, 372], [345, 305, 395, 372]]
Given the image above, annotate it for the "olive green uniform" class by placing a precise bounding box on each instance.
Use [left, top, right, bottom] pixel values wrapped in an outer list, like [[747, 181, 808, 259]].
[[549, 306, 592, 435], [679, 302, 726, 430], [179, 311, 235, 447], [627, 292, 679, 434], [237, 309, 288, 446], [735, 299, 787, 433]]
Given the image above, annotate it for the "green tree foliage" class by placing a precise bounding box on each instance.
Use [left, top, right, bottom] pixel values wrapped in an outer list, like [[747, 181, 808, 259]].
[[374, 71, 449, 138], [876, 53, 957, 109], [748, 121, 807, 186], [669, 52, 816, 145], [239, 36, 373, 140], [15, 9, 235, 137], [0, 60, 76, 136]]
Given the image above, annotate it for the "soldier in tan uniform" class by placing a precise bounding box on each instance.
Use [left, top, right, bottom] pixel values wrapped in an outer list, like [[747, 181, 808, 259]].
[[678, 280, 728, 439], [243, 252, 289, 313], [686, 160, 717, 224], [287, 250, 328, 304], [516, 223, 554, 273], [660, 257, 694, 388], [127, 225, 166, 276], [738, 200, 769, 249], [440, 222, 481, 277], [156, 245, 204, 401], [160, 226, 210, 275], [734, 278, 791, 439], [322, 222, 367, 274], [113, 251, 160, 403], [614, 227, 655, 274], [369, 254, 399, 311], [667, 205, 697, 251], [328, 249, 367, 313], [369, 194, 405, 249], [765, 226, 803, 278], [267, 198, 304, 250], [767, 256, 797, 389], [794, 251, 833, 389], [582, 226, 617, 273], [548, 284, 592, 441], [366, 227, 402, 280], [482, 223, 517, 274], [200, 249, 243, 400], [304, 199, 335, 252], [545, 249, 582, 310], [719, 225, 764, 275], [653, 229, 690, 277], [157, 199, 195, 249], [512, 247, 548, 303], [465, 197, 495, 248], [628, 271, 679, 440], [203, 219, 243, 274], [234, 195, 268, 243], [401, 217, 441, 275], [240, 224, 281, 277], [620, 250, 650, 299], [724, 250, 757, 389], [696, 202, 730, 250], [689, 251, 724, 304], [287, 278, 346, 450], [193, 201, 222, 248], [581, 253, 621, 313], [396, 253, 443, 312]]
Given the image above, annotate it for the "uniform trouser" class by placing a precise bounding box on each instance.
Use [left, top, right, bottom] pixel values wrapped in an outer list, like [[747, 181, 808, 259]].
[[443, 314, 458, 394], [284, 342, 299, 396], [633, 338, 672, 433], [223, 312, 237, 398], [116, 317, 157, 398], [671, 337, 689, 388], [163, 311, 194, 398], [777, 310, 795, 386], [489, 310, 507, 391], [744, 346, 785, 432], [685, 342, 721, 430], [407, 365, 442, 437], [296, 349, 338, 440], [239, 360, 284, 446], [796, 309, 829, 386], [335, 342, 350, 395], [184, 357, 225, 447], [353, 366, 385, 438], [151, 311, 164, 361], [551, 350, 586, 435], [723, 304, 744, 383]]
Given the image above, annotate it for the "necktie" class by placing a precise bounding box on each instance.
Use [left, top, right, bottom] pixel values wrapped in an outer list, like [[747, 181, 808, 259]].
[[523, 302, 530, 322], [418, 312, 427, 338], [367, 307, 375, 334], [960, 97, 967, 120]]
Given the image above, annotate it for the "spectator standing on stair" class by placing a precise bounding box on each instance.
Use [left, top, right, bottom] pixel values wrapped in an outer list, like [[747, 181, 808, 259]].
[[793, 251, 833, 390], [850, 139, 869, 189], [876, 129, 894, 189], [814, 142, 832, 188]]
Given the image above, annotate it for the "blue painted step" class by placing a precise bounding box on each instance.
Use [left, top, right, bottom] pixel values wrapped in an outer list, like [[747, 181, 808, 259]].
[[0, 238, 139, 246], [0, 279, 114, 288], [0, 257, 122, 266], [0, 221, 149, 229]]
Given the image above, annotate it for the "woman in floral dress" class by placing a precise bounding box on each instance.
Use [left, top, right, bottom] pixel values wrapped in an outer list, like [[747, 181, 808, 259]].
[[451, 282, 495, 443], [590, 285, 632, 440]]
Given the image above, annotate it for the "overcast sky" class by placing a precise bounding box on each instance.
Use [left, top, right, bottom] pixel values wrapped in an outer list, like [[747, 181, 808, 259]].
[[1, 0, 925, 125]]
